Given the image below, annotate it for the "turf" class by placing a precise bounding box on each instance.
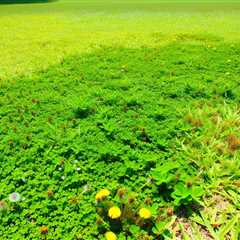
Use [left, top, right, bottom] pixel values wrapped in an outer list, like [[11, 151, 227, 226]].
[[0, 0, 240, 80], [0, 1, 240, 239]]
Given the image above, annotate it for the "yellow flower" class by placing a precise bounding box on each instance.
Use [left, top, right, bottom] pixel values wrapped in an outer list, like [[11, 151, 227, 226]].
[[105, 231, 117, 240], [108, 206, 121, 219], [95, 189, 110, 201], [139, 208, 151, 219]]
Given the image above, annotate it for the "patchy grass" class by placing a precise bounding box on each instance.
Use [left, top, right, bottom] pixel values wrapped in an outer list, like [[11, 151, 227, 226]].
[[178, 103, 240, 239]]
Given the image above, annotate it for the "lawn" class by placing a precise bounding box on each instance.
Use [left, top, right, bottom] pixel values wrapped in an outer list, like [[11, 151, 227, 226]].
[[0, 1, 240, 239], [0, 0, 240, 80]]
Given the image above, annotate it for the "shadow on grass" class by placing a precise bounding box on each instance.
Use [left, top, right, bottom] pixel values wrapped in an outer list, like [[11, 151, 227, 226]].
[[0, 0, 57, 4]]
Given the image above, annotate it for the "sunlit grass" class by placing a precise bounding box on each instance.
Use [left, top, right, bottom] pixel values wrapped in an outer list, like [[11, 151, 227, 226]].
[[0, 1, 240, 80]]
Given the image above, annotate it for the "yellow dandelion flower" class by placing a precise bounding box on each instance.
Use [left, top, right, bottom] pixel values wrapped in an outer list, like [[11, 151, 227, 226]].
[[139, 208, 151, 219], [108, 206, 121, 219], [95, 189, 110, 201], [105, 231, 117, 240]]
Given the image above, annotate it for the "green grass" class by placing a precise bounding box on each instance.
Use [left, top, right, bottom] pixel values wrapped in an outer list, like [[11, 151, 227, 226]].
[[0, 1, 240, 239], [0, 0, 240, 80]]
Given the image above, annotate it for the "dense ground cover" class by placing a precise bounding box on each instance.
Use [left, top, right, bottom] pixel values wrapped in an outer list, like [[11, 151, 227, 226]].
[[0, 0, 240, 239], [1, 41, 240, 239]]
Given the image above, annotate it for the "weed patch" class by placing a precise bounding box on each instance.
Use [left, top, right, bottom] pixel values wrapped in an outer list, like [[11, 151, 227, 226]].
[[0, 42, 240, 239]]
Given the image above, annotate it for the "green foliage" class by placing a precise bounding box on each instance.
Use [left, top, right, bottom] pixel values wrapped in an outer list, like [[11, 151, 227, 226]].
[[95, 188, 176, 239], [150, 161, 204, 208], [0, 0, 55, 4], [0, 42, 240, 239]]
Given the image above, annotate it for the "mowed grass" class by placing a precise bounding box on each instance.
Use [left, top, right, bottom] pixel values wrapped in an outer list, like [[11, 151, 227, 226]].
[[0, 0, 240, 80], [0, 1, 240, 239]]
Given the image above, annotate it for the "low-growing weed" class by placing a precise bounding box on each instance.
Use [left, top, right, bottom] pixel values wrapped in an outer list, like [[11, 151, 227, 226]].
[[0, 42, 240, 239]]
